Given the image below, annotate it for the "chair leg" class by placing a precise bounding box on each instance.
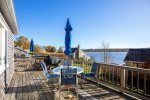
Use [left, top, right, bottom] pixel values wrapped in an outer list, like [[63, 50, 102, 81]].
[[59, 91, 61, 100], [59, 84, 61, 100], [76, 84, 79, 100], [96, 79, 101, 92], [80, 74, 85, 89], [82, 74, 86, 88]]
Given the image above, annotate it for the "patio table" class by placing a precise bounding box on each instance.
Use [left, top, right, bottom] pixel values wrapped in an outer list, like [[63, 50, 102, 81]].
[[52, 66, 84, 75]]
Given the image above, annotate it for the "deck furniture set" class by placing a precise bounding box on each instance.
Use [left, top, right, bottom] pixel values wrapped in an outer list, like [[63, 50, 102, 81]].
[[40, 62, 100, 100]]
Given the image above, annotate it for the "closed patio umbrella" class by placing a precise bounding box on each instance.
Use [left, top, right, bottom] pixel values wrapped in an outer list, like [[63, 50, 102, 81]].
[[64, 18, 72, 66], [30, 39, 34, 55]]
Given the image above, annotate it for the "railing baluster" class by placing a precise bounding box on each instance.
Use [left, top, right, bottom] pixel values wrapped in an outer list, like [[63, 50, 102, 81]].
[[105, 64, 106, 81], [144, 72, 146, 95], [82, 61, 84, 73], [117, 68, 118, 85], [102, 64, 104, 81], [112, 66, 114, 84], [87, 62, 89, 73], [109, 65, 110, 83], [131, 70, 133, 90], [88, 62, 90, 73], [125, 69, 128, 88], [137, 71, 139, 92], [85, 62, 87, 73], [86, 62, 87, 72], [100, 64, 102, 80], [120, 67, 125, 93]]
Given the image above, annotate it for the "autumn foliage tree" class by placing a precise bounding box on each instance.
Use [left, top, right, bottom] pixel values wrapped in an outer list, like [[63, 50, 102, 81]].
[[14, 36, 57, 53], [34, 44, 42, 53], [15, 36, 30, 50]]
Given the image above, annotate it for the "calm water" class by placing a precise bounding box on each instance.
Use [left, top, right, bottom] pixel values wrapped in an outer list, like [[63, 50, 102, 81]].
[[85, 52, 127, 64]]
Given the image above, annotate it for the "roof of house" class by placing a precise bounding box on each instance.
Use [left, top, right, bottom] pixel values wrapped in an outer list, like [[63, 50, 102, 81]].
[[124, 48, 150, 62], [0, 0, 18, 34], [58, 46, 78, 53], [58, 46, 65, 52], [71, 48, 78, 53]]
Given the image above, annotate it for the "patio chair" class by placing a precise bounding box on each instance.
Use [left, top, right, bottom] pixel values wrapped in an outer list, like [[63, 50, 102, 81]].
[[41, 62, 59, 84], [44, 56, 61, 70], [81, 62, 100, 87], [59, 68, 79, 100]]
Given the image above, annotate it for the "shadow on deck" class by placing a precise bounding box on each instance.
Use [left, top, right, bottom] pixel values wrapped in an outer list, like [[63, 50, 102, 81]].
[[4, 68, 132, 100]]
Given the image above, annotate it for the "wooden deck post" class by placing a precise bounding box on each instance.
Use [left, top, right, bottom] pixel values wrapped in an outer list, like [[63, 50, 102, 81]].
[[81, 61, 84, 68], [120, 67, 125, 93], [70, 60, 73, 66]]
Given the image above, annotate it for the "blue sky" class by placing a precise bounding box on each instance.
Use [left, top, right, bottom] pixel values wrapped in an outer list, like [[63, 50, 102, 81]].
[[14, 0, 150, 49]]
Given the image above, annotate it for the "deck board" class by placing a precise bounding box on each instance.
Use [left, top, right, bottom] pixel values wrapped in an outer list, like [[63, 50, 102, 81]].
[[4, 67, 129, 100], [16, 72, 23, 100], [5, 72, 17, 100], [27, 71, 35, 100], [36, 71, 56, 100]]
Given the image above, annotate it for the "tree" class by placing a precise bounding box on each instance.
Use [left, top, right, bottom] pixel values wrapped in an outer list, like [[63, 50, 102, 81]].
[[34, 44, 42, 53], [51, 47, 56, 52], [45, 46, 53, 52], [15, 36, 30, 50], [45, 46, 56, 52], [101, 41, 112, 64]]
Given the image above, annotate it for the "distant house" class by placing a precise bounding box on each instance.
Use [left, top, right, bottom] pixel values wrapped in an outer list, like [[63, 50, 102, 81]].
[[58, 45, 90, 60], [58, 46, 65, 53], [124, 48, 150, 68], [41, 48, 46, 53]]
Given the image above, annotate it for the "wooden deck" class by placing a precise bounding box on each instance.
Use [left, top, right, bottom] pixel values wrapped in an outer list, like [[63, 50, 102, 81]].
[[4, 68, 130, 100]]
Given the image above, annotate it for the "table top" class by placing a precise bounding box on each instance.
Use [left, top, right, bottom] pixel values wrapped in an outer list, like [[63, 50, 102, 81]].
[[52, 66, 84, 74]]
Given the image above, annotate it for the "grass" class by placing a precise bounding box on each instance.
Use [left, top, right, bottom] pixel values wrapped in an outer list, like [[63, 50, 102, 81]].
[[31, 52, 67, 58]]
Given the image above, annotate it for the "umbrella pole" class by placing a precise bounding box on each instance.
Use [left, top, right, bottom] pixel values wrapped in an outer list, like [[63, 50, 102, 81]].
[[68, 56, 70, 69]]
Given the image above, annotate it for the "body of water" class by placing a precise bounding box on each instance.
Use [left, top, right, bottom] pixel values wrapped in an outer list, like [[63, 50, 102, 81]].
[[85, 52, 127, 64]]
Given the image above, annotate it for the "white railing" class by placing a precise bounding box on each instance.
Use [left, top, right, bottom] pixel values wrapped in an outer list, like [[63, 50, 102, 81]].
[[73, 60, 150, 99]]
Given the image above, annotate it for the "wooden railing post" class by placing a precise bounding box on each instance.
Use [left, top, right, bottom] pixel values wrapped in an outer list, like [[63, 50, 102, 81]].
[[81, 61, 84, 68], [70, 60, 73, 66], [120, 67, 125, 93]]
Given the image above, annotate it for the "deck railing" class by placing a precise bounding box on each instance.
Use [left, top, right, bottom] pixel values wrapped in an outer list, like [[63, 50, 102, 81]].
[[73, 60, 150, 99], [25, 55, 150, 99], [14, 58, 35, 71]]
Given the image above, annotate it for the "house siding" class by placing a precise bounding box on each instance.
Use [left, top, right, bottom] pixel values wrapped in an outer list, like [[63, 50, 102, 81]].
[[0, 1, 17, 97], [7, 31, 15, 87], [0, 70, 5, 100], [0, 30, 14, 100]]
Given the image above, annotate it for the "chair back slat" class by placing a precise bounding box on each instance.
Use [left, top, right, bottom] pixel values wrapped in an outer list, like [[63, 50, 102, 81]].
[[41, 62, 48, 75], [61, 68, 77, 85], [91, 63, 100, 73]]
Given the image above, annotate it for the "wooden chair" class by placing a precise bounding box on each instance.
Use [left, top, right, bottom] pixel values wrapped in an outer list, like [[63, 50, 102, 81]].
[[81, 62, 100, 88], [59, 68, 79, 100], [41, 62, 59, 84]]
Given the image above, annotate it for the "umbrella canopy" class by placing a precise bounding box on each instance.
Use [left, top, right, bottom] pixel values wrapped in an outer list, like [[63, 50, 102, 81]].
[[30, 39, 34, 52], [64, 18, 72, 56]]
